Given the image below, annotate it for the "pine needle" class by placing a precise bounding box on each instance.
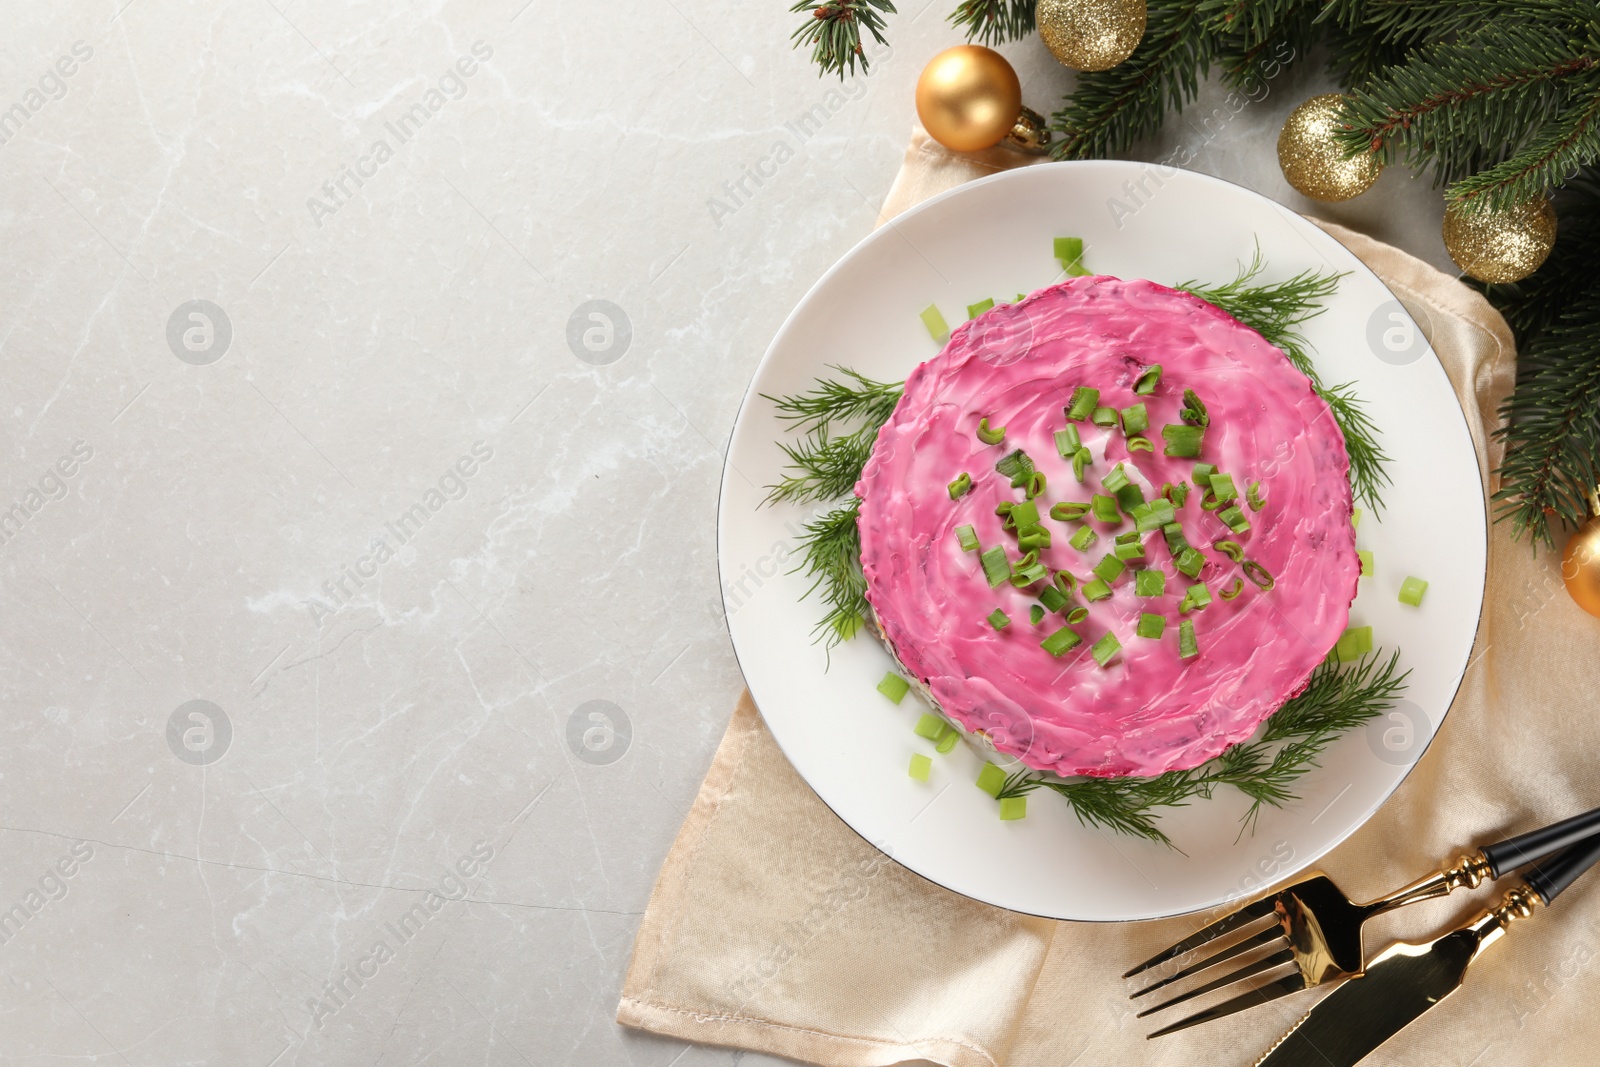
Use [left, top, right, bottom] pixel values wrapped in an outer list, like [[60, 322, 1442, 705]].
[[949, 0, 1036, 45], [788, 0, 896, 79]]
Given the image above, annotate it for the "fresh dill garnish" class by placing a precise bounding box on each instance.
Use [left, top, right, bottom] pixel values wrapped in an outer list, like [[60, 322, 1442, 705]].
[[762, 365, 903, 437], [761, 367, 903, 507], [792, 498, 869, 647]]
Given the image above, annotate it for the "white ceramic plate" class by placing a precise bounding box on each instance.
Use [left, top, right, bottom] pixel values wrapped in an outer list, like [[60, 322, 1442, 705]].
[[717, 161, 1485, 922]]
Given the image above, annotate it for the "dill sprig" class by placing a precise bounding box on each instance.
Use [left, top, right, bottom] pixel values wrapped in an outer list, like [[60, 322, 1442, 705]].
[[1180, 250, 1393, 510], [763, 365, 903, 437], [761, 368, 903, 507], [793, 498, 870, 646]]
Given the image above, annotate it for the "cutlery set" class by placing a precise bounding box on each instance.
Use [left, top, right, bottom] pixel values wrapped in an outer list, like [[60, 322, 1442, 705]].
[[1126, 804, 1600, 1064]]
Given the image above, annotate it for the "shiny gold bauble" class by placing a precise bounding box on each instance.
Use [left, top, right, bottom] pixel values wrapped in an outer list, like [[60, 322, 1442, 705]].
[[1277, 94, 1384, 202], [1037, 0, 1146, 72], [1563, 515, 1600, 619], [915, 45, 1024, 152], [1442, 196, 1557, 284]]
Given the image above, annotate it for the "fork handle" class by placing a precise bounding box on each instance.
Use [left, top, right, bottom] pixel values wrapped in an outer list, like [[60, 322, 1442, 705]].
[[1525, 831, 1600, 905], [1483, 803, 1600, 879]]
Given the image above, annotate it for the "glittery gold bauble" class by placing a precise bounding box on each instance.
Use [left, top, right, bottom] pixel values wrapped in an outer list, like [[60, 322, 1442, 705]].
[[1277, 94, 1384, 202], [1036, 0, 1146, 71], [915, 45, 1023, 152], [1442, 196, 1557, 284], [1563, 494, 1600, 618]]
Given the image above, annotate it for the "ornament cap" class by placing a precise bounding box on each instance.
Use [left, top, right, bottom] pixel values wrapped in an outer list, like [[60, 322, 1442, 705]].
[[1008, 106, 1052, 154]]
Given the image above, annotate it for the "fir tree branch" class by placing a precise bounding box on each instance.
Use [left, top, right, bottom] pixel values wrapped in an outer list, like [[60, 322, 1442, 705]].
[[1473, 167, 1600, 345], [1447, 88, 1600, 211], [950, 0, 1036, 45], [789, 0, 896, 78]]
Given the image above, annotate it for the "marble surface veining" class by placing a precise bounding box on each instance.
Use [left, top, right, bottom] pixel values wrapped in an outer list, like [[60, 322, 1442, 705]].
[[0, 3, 1455, 1064]]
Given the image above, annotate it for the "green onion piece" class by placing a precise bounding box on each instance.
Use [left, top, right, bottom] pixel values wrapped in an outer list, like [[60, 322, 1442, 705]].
[[1352, 507, 1363, 529], [1009, 499, 1040, 529], [976, 417, 1006, 445], [1219, 505, 1252, 535], [1054, 570, 1078, 596], [1180, 388, 1209, 426], [1121, 403, 1149, 434], [1162, 424, 1205, 458], [1214, 539, 1244, 562], [1127, 435, 1154, 452], [1162, 522, 1190, 555], [980, 546, 1010, 587], [1017, 526, 1052, 553], [976, 762, 1007, 797], [1133, 498, 1176, 533], [967, 298, 995, 319], [996, 499, 1015, 516], [1050, 501, 1091, 522], [1167, 480, 1190, 507], [1133, 365, 1162, 395], [1072, 447, 1091, 481], [1025, 470, 1047, 499], [1192, 462, 1216, 483], [877, 672, 911, 703], [1092, 406, 1119, 427], [1041, 624, 1082, 658], [1066, 606, 1089, 624], [836, 614, 864, 641], [1093, 554, 1125, 583], [1247, 481, 1266, 511], [1054, 236, 1086, 274], [908, 753, 932, 782], [1091, 494, 1120, 523], [1082, 576, 1112, 602], [913, 713, 946, 740], [956, 524, 980, 552], [1333, 625, 1373, 663], [1054, 428, 1080, 459], [1136, 613, 1166, 639], [1115, 529, 1142, 544], [1066, 387, 1100, 421], [1029, 604, 1046, 626], [1091, 631, 1121, 667], [1010, 558, 1048, 587], [1180, 583, 1213, 614], [995, 448, 1033, 483], [1069, 525, 1098, 552], [1358, 549, 1373, 577], [1178, 619, 1199, 660], [935, 727, 960, 753], [998, 796, 1028, 821], [1114, 539, 1146, 562], [1399, 575, 1429, 607], [1101, 462, 1131, 493], [987, 608, 1010, 630], [948, 472, 972, 499], [1202, 496, 1224, 511], [1209, 473, 1238, 502], [1015, 292, 1027, 302], [1134, 569, 1166, 597], [1115, 483, 1146, 513], [1219, 576, 1245, 600], [1243, 560, 1275, 590], [920, 304, 949, 342], [1176, 547, 1206, 578], [1038, 585, 1068, 613]]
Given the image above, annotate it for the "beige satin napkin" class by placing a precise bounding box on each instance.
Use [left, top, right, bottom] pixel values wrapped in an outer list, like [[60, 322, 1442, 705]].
[[619, 128, 1600, 1066]]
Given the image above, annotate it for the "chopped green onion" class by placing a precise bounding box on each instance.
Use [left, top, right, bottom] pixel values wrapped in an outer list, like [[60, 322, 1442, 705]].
[[967, 298, 995, 319], [1101, 463, 1132, 493], [1176, 547, 1206, 578], [977, 417, 1006, 445], [1133, 498, 1176, 533], [1114, 539, 1146, 562], [877, 672, 911, 703], [1051, 501, 1091, 522], [987, 608, 1010, 630], [1066, 387, 1100, 421], [948, 472, 972, 499], [1041, 625, 1083, 657], [1178, 619, 1199, 660], [1010, 558, 1048, 587], [1093, 554, 1126, 583], [1399, 575, 1429, 607], [1091, 494, 1120, 523], [998, 796, 1028, 820], [1162, 424, 1205, 458], [936, 727, 960, 753], [1017, 525, 1052, 552], [1121, 403, 1149, 434], [980, 546, 1010, 587], [1038, 585, 1068, 613], [1114, 483, 1146, 513], [1009, 499, 1039, 528], [1092, 406, 1119, 427], [1054, 427, 1081, 458], [1202, 496, 1224, 511], [1209, 473, 1238, 502], [1069, 526, 1098, 552], [1133, 365, 1162, 395], [1134, 569, 1166, 597], [1029, 604, 1046, 626], [956, 524, 980, 552], [1243, 560, 1275, 590], [1082, 576, 1112, 601], [1025, 470, 1047, 499], [1066, 606, 1089, 625], [913, 713, 946, 740], [1219, 505, 1251, 534], [995, 448, 1033, 484], [1162, 522, 1191, 555], [1115, 529, 1142, 545], [1137, 613, 1166, 639], [920, 304, 949, 342], [1127, 435, 1154, 452], [1167, 480, 1190, 506], [1352, 507, 1363, 529], [1180, 583, 1213, 613], [1054, 236, 1087, 274], [1214, 539, 1244, 562], [1072, 447, 1091, 481], [908, 753, 932, 781], [1247, 481, 1266, 511], [1219, 577, 1244, 600], [1179, 388, 1209, 426], [1333, 625, 1373, 663], [1091, 631, 1122, 667], [1192, 462, 1216, 483], [1015, 292, 1027, 302], [1358, 549, 1373, 577], [976, 762, 1007, 797]]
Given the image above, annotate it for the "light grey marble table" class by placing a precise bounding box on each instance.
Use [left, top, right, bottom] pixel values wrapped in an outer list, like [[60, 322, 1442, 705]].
[[0, 3, 1456, 1065]]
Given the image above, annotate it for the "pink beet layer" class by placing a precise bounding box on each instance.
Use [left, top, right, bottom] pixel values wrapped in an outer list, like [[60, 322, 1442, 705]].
[[855, 276, 1359, 778]]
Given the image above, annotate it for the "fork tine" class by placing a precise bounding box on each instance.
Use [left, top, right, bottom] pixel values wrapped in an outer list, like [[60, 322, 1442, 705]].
[[1122, 895, 1279, 978], [1144, 971, 1309, 1039], [1134, 947, 1295, 1018], [1129, 923, 1285, 999]]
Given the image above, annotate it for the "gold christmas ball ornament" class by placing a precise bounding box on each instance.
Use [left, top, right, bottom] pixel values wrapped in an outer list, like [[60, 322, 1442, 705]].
[[1442, 196, 1557, 284], [1037, 0, 1146, 72], [1277, 94, 1384, 202], [1563, 492, 1600, 619], [915, 46, 1048, 154]]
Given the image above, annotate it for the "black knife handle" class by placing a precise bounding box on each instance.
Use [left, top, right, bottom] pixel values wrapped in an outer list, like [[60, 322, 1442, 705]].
[[1483, 803, 1600, 879], [1525, 832, 1600, 906]]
